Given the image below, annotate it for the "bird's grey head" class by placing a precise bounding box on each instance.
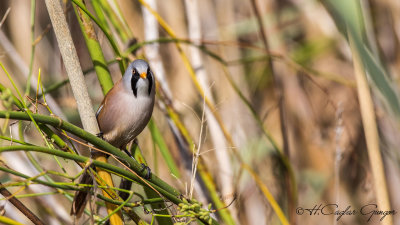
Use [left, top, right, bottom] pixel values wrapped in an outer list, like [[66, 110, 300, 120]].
[[122, 59, 154, 97]]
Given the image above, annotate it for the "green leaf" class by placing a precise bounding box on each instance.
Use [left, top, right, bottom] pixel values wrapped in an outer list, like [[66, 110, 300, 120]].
[[322, 0, 400, 118]]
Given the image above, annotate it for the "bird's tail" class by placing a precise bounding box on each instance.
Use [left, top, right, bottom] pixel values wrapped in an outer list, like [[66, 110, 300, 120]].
[[70, 170, 93, 218]]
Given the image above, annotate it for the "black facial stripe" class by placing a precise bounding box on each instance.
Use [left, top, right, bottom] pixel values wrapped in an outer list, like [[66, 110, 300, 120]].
[[131, 75, 139, 97], [147, 72, 153, 95]]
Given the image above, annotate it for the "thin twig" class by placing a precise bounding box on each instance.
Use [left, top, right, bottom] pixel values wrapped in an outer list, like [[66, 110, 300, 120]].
[[249, 0, 295, 223], [334, 103, 343, 225], [0, 30, 66, 120], [184, 0, 237, 218], [190, 94, 206, 199], [0, 7, 11, 28], [59, 132, 166, 199], [0, 181, 45, 225]]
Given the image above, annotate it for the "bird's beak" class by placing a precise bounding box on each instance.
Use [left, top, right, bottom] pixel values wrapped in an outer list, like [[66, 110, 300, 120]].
[[140, 72, 147, 79]]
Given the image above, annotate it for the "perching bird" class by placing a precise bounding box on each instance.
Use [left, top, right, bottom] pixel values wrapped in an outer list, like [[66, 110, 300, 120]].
[[71, 59, 156, 217], [96, 59, 155, 148]]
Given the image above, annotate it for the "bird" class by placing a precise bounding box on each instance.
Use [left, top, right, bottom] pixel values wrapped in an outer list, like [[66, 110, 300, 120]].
[[71, 59, 156, 218], [96, 59, 155, 148]]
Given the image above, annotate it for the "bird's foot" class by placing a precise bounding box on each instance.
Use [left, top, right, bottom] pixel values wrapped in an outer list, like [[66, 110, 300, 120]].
[[122, 147, 151, 179], [96, 132, 104, 140], [123, 149, 134, 159], [140, 163, 152, 179]]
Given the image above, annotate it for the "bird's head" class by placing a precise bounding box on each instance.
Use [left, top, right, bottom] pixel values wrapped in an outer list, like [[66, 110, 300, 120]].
[[123, 59, 154, 97]]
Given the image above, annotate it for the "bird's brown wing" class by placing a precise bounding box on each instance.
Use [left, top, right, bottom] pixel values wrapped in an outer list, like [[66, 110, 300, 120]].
[[96, 81, 124, 135]]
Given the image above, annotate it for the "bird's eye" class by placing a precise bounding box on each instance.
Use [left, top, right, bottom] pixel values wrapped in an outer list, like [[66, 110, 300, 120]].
[[132, 69, 139, 78]]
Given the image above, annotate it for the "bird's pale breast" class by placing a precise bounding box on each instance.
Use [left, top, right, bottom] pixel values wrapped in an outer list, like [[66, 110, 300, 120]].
[[98, 84, 155, 148]]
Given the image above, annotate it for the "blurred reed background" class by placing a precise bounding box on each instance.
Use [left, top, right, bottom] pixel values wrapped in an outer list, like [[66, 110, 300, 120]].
[[0, 0, 399, 225]]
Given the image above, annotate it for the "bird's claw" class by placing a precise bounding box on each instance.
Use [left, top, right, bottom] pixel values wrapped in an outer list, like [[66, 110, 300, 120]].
[[140, 163, 152, 179], [122, 149, 151, 179], [96, 132, 104, 140]]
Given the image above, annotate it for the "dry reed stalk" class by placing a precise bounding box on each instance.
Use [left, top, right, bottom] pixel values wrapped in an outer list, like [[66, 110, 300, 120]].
[[43, 0, 122, 224], [349, 32, 393, 225], [184, 0, 238, 219]]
